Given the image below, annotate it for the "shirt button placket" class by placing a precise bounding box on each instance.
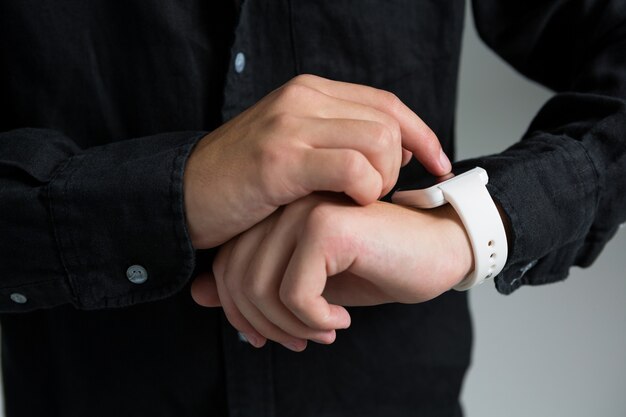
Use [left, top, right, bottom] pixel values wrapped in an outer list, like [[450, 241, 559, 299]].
[[234, 52, 246, 73]]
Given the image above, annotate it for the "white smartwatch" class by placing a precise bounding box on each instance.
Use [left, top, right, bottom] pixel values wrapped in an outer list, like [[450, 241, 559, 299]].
[[391, 167, 508, 290]]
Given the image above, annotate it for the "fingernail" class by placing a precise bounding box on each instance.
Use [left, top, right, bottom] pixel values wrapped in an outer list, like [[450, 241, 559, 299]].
[[311, 331, 336, 345], [439, 149, 452, 172], [284, 340, 306, 352], [337, 311, 351, 330]]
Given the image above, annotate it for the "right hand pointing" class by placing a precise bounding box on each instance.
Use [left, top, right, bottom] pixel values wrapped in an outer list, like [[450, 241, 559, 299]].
[[184, 74, 451, 249]]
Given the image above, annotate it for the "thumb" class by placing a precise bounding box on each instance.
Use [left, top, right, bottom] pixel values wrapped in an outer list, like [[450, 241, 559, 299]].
[[191, 272, 222, 307]]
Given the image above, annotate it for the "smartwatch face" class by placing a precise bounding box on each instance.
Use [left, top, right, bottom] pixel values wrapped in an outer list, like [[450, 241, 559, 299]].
[[396, 165, 475, 192]]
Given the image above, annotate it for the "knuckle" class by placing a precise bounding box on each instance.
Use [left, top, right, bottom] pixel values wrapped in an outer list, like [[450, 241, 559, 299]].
[[303, 204, 350, 258], [277, 82, 316, 105], [243, 277, 268, 301], [255, 130, 291, 195], [369, 122, 393, 151], [305, 203, 338, 234], [381, 90, 403, 114], [341, 150, 368, 180], [279, 286, 307, 314], [306, 205, 349, 254], [223, 274, 242, 298], [265, 111, 298, 134], [290, 73, 319, 86], [389, 119, 401, 144], [379, 93, 404, 138]]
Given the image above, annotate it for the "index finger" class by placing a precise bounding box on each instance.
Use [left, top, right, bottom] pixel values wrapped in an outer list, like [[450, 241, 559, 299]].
[[290, 74, 452, 176], [279, 235, 352, 330]]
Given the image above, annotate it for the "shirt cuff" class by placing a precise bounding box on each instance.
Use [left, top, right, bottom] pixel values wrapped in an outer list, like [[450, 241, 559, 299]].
[[47, 131, 205, 309], [453, 133, 599, 294]]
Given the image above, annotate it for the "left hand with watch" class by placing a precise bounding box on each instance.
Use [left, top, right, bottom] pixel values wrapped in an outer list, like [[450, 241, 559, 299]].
[[191, 167, 508, 352]]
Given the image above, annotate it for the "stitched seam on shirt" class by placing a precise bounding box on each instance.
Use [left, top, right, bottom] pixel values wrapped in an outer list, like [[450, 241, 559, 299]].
[[171, 140, 198, 285], [97, 283, 185, 308], [61, 153, 92, 304], [526, 269, 569, 287], [47, 154, 82, 305], [287, 0, 301, 75], [558, 134, 601, 236], [0, 278, 63, 291]]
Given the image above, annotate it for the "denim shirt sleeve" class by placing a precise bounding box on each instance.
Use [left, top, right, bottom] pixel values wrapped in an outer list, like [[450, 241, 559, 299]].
[[0, 128, 204, 311], [466, 0, 626, 293]]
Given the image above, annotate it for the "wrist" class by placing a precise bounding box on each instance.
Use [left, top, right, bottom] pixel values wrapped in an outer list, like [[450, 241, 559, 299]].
[[183, 133, 218, 249], [393, 167, 508, 290], [432, 204, 475, 288], [494, 200, 512, 247]]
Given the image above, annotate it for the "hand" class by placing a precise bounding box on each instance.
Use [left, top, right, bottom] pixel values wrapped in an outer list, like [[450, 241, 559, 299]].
[[191, 193, 473, 351], [184, 74, 451, 249]]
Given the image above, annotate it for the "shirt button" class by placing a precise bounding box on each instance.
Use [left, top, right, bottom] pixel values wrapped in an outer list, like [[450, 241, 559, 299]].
[[518, 260, 538, 278], [238, 332, 250, 343], [234, 52, 246, 73], [10, 293, 28, 304], [126, 265, 148, 284]]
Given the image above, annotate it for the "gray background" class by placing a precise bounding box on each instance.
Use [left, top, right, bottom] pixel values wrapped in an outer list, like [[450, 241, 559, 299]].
[[1, 5, 625, 416], [458, 5, 626, 417]]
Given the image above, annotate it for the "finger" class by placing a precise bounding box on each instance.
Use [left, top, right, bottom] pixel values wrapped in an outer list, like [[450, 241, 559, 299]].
[[292, 74, 451, 175], [222, 218, 309, 352], [272, 85, 404, 193], [322, 271, 394, 307], [297, 149, 383, 205], [280, 234, 352, 330], [214, 240, 267, 348], [402, 149, 412, 167], [191, 272, 221, 307], [244, 203, 337, 343], [272, 84, 408, 195], [298, 117, 402, 195], [216, 271, 268, 349]]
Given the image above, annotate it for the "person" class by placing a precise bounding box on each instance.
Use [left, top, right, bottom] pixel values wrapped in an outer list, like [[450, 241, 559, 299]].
[[1, 1, 624, 416]]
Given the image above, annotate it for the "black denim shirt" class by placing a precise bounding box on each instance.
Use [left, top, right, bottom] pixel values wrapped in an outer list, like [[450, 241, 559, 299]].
[[1, 1, 625, 416]]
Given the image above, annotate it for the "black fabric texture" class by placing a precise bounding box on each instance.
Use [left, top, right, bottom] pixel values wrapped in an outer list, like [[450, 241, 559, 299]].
[[1, 0, 625, 416]]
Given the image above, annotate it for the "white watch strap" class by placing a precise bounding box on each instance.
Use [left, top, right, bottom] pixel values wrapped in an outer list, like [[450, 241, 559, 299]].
[[438, 168, 508, 290]]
